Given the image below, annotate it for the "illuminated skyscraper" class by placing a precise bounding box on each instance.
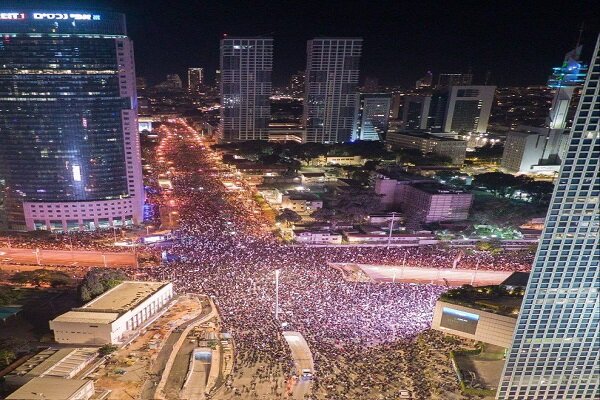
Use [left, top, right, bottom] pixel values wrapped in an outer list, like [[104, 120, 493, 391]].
[[353, 93, 392, 141], [219, 37, 273, 141], [304, 38, 362, 143], [188, 67, 204, 92], [0, 9, 144, 231], [497, 35, 600, 400]]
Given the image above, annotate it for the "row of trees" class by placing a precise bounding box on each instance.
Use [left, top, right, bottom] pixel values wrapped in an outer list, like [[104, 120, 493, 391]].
[[472, 172, 554, 204], [79, 269, 128, 302], [10, 269, 71, 287]]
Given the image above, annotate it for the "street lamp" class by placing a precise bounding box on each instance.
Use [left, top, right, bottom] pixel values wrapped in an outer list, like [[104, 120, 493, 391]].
[[274, 269, 281, 321]]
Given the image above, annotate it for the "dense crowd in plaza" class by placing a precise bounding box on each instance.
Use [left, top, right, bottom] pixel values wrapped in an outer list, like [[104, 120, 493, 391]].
[[136, 120, 533, 399]]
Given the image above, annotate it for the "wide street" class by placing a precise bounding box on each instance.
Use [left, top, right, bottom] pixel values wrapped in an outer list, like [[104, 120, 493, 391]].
[[134, 118, 534, 399], [0, 247, 137, 267]]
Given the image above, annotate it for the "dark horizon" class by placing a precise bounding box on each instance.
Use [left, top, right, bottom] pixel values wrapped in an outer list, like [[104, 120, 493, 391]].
[[8, 0, 600, 87]]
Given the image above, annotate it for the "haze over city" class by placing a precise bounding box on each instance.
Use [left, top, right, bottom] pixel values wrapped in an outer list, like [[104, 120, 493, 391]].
[[0, 2, 597, 400]]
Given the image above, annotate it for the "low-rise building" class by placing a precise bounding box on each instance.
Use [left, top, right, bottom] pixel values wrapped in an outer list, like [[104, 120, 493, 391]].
[[50, 281, 173, 345], [386, 130, 467, 165], [294, 230, 343, 244], [299, 171, 326, 184], [343, 231, 437, 245], [402, 183, 472, 224], [281, 193, 323, 215], [431, 300, 517, 348], [374, 173, 431, 209], [6, 377, 94, 400], [5, 348, 97, 387]]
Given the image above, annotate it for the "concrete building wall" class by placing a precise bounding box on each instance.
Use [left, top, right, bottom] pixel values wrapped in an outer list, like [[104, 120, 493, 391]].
[[432, 300, 517, 348]]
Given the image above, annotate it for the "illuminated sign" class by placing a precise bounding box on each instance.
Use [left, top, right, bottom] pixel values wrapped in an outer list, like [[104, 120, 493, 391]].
[[440, 307, 480, 335], [32, 13, 101, 21], [0, 12, 25, 20]]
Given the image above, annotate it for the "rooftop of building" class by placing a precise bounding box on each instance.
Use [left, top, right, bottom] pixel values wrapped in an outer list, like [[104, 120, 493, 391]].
[[388, 130, 467, 142], [376, 170, 432, 182], [79, 281, 167, 314], [6, 377, 92, 400], [7, 348, 97, 381], [440, 285, 524, 317], [52, 310, 120, 325], [410, 182, 470, 195]]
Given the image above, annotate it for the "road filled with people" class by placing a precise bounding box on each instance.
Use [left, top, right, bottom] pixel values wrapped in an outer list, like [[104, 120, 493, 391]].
[[135, 119, 533, 399]]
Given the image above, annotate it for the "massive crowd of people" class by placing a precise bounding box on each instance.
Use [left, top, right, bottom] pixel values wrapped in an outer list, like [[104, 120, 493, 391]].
[[134, 120, 533, 399]]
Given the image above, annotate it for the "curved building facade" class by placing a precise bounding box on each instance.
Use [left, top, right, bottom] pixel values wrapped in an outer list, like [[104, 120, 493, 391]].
[[0, 10, 143, 231]]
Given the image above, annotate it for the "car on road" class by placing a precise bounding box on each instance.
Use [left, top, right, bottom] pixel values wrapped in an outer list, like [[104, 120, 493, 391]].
[[301, 369, 313, 380]]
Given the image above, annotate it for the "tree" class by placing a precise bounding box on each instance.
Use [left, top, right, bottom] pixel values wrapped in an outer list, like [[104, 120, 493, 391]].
[[331, 187, 383, 223], [472, 172, 523, 197], [98, 344, 118, 356], [10, 270, 71, 287], [520, 180, 554, 204], [276, 209, 302, 227], [0, 349, 15, 368], [311, 208, 337, 223], [79, 269, 128, 302]]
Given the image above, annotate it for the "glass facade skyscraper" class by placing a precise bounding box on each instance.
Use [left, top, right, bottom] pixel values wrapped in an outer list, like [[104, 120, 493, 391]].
[[497, 35, 600, 400], [0, 10, 143, 231], [304, 38, 362, 143], [219, 37, 273, 142]]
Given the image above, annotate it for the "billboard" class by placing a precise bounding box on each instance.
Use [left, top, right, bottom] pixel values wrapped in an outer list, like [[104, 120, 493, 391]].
[[440, 307, 480, 335]]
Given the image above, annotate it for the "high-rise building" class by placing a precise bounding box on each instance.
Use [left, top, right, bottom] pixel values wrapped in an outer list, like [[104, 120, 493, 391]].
[[416, 71, 433, 89], [501, 127, 569, 175], [402, 95, 432, 130], [497, 35, 600, 400], [547, 46, 587, 129], [220, 37, 273, 141], [353, 93, 392, 141], [188, 67, 204, 92], [500, 44, 587, 176], [304, 38, 362, 143], [289, 71, 305, 98], [437, 73, 473, 88], [0, 9, 144, 231], [401, 86, 495, 133], [443, 85, 495, 133]]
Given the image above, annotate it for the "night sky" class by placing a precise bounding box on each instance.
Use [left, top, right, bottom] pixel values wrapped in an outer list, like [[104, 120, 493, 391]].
[[19, 0, 600, 87]]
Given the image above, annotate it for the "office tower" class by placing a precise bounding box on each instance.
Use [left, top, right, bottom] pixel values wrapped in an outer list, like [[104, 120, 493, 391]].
[[220, 37, 273, 141], [304, 38, 362, 143], [416, 71, 433, 89], [437, 73, 473, 88], [166, 74, 182, 88], [0, 10, 144, 231], [402, 95, 432, 130], [501, 127, 569, 175], [390, 92, 403, 120], [443, 86, 495, 133], [188, 67, 204, 92], [289, 71, 305, 98], [501, 43, 587, 176], [497, 35, 600, 400], [354, 93, 392, 140], [547, 46, 587, 129]]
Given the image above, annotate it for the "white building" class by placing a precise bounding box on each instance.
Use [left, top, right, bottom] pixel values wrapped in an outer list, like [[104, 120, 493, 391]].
[[50, 281, 173, 345], [5, 348, 97, 387], [374, 173, 431, 210], [294, 230, 343, 244], [281, 194, 323, 215], [501, 126, 569, 175], [6, 377, 94, 400], [443, 85, 495, 134]]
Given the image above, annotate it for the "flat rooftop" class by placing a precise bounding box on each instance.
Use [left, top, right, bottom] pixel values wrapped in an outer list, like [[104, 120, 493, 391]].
[[81, 281, 166, 313], [389, 130, 466, 142], [52, 311, 119, 325], [411, 182, 470, 195], [8, 348, 96, 380], [6, 377, 91, 400]]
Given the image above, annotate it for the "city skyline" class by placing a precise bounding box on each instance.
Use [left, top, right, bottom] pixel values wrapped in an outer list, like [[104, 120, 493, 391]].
[[65, 0, 600, 87]]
